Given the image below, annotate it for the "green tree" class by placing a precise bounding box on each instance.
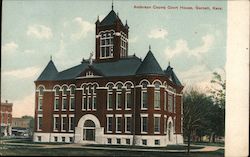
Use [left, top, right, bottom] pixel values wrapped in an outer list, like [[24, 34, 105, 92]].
[[183, 89, 213, 153]]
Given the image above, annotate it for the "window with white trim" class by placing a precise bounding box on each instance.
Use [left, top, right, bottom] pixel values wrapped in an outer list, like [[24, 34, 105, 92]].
[[62, 86, 67, 96], [53, 116, 59, 131], [154, 116, 160, 133], [55, 86, 60, 96], [164, 92, 167, 111], [107, 92, 113, 110], [168, 94, 173, 112], [70, 97, 75, 111], [120, 32, 128, 57], [125, 92, 132, 110], [142, 139, 147, 145], [69, 116, 74, 131], [37, 115, 42, 131], [116, 116, 122, 133], [93, 96, 97, 110], [82, 96, 87, 110], [116, 92, 122, 110], [141, 91, 148, 109], [100, 30, 114, 59], [154, 91, 160, 109], [70, 86, 76, 95], [62, 97, 67, 111], [125, 115, 132, 133], [173, 95, 176, 113], [107, 115, 113, 132], [38, 86, 44, 96], [164, 117, 167, 134], [61, 116, 67, 131], [155, 139, 160, 145], [38, 97, 43, 111], [141, 115, 148, 133], [54, 97, 59, 111]]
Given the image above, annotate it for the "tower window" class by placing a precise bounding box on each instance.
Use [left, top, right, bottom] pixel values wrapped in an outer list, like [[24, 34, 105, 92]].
[[100, 30, 114, 59]]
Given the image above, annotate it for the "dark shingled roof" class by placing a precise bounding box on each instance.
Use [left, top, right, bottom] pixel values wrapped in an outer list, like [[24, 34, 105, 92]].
[[164, 66, 182, 86], [136, 50, 165, 75], [37, 60, 58, 81], [37, 56, 142, 81], [99, 10, 123, 26]]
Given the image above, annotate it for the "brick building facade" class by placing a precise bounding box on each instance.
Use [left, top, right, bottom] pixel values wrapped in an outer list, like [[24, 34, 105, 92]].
[[0, 101, 13, 136], [33, 5, 184, 146]]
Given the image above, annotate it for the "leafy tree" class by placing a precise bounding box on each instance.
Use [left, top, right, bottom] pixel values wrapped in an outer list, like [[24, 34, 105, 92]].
[[183, 89, 213, 153]]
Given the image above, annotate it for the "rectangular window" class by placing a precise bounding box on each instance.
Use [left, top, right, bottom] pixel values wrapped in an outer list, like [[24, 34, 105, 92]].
[[164, 92, 167, 111], [62, 97, 67, 111], [168, 94, 173, 112], [70, 97, 75, 111], [88, 96, 91, 110], [62, 137, 65, 142], [38, 116, 42, 131], [82, 96, 87, 110], [38, 136, 41, 142], [154, 117, 160, 133], [164, 117, 167, 134], [142, 91, 147, 109], [173, 95, 176, 113], [107, 93, 113, 110], [125, 92, 132, 109], [62, 116, 67, 131], [116, 116, 122, 133], [142, 139, 147, 145], [69, 116, 74, 131], [93, 96, 97, 110], [154, 91, 160, 109], [54, 98, 59, 111], [126, 139, 130, 145], [54, 116, 59, 131], [107, 138, 112, 144], [116, 138, 121, 144], [69, 137, 73, 143], [116, 93, 122, 110], [155, 140, 160, 145], [38, 98, 43, 111], [54, 136, 58, 142], [125, 116, 131, 133], [107, 116, 113, 132], [141, 116, 148, 133]]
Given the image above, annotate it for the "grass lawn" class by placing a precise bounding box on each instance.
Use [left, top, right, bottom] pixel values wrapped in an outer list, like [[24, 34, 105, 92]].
[[0, 145, 224, 157]]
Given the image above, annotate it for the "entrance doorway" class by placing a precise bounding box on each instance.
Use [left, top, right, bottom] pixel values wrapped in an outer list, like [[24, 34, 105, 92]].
[[83, 120, 95, 141]]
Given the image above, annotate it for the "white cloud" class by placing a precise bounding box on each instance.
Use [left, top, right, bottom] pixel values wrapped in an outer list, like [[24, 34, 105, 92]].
[[27, 24, 53, 39], [128, 36, 138, 43], [180, 65, 225, 93], [71, 17, 94, 40], [165, 34, 214, 59], [148, 28, 168, 39], [12, 93, 35, 117], [2, 42, 18, 54], [3, 66, 41, 79]]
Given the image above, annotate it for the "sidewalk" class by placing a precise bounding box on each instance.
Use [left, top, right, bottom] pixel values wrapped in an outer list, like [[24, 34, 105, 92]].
[[2, 142, 224, 153]]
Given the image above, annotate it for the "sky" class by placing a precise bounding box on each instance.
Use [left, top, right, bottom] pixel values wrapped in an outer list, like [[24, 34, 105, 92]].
[[1, 0, 227, 117]]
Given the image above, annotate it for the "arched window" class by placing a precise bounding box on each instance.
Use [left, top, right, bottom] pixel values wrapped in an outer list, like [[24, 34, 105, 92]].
[[62, 86, 68, 96], [70, 86, 76, 95], [141, 81, 149, 89], [38, 86, 44, 96], [54, 86, 60, 96]]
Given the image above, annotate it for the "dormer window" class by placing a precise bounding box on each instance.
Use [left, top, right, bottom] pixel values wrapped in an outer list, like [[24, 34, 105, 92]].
[[86, 71, 94, 77], [100, 30, 114, 59]]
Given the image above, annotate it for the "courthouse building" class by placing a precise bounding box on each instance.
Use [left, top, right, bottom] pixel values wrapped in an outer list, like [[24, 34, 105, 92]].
[[33, 5, 184, 146]]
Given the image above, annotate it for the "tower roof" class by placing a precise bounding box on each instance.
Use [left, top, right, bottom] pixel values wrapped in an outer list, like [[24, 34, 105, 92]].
[[164, 65, 182, 86], [99, 10, 124, 26], [136, 50, 165, 75], [37, 60, 58, 81]]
